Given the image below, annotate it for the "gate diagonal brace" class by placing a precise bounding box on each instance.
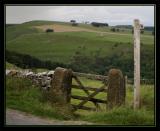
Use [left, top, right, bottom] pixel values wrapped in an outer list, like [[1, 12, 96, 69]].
[[72, 75, 101, 110], [72, 84, 106, 112]]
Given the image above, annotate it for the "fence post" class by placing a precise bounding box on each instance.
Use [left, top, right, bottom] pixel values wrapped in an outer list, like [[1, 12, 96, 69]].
[[50, 67, 72, 104], [107, 69, 125, 109]]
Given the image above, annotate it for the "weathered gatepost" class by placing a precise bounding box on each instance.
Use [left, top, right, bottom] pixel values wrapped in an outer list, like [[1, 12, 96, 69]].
[[107, 69, 126, 109], [50, 67, 73, 104]]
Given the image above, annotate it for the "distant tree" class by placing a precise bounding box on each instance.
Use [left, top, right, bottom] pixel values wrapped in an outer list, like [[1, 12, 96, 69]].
[[70, 20, 76, 23], [140, 30, 144, 34], [46, 29, 54, 33], [91, 22, 109, 27], [114, 43, 119, 47], [116, 28, 120, 32], [72, 23, 78, 26], [110, 28, 116, 32]]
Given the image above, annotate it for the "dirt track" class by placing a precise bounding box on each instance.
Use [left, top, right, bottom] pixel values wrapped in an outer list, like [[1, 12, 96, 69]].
[[6, 109, 94, 126]]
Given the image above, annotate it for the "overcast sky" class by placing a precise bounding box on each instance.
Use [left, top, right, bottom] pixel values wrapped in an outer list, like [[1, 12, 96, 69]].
[[6, 6, 154, 26]]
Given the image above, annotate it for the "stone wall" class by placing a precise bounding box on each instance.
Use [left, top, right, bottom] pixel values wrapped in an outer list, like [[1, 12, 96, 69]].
[[6, 69, 55, 90]]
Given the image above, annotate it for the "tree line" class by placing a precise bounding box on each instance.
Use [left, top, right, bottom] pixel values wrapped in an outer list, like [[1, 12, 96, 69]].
[[6, 44, 154, 83], [6, 50, 67, 70]]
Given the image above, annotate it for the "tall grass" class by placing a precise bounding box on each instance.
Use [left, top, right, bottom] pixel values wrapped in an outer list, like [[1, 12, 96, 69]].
[[6, 76, 75, 120], [80, 106, 154, 125], [6, 76, 155, 125]]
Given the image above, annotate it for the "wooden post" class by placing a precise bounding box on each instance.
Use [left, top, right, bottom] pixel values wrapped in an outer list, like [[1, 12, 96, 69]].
[[133, 19, 141, 109]]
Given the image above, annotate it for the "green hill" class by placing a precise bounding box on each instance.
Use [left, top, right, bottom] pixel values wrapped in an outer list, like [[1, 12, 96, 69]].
[[6, 20, 153, 62], [6, 20, 154, 79]]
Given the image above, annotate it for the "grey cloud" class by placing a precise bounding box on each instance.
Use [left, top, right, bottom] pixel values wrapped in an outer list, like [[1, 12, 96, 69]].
[[6, 6, 154, 26]]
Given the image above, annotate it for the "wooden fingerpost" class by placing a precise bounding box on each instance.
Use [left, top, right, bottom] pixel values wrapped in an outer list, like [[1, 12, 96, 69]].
[[133, 19, 142, 109], [50, 67, 72, 104], [107, 69, 125, 109]]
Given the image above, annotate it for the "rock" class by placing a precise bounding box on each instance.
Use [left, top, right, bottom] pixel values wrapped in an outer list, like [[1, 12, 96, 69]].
[[6, 70, 11, 75], [8, 70, 19, 76], [47, 71, 54, 77], [26, 72, 34, 76]]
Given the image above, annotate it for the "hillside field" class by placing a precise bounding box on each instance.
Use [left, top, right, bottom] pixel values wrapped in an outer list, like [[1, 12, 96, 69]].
[[6, 20, 154, 64]]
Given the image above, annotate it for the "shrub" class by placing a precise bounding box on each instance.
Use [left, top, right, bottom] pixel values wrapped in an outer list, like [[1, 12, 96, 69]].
[[110, 28, 116, 32], [91, 22, 109, 27], [116, 28, 120, 32], [70, 20, 76, 23], [46, 28, 54, 33], [141, 30, 144, 34], [72, 23, 78, 26]]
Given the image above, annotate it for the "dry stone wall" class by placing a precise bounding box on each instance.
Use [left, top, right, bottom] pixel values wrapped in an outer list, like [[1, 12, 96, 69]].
[[6, 69, 55, 90]]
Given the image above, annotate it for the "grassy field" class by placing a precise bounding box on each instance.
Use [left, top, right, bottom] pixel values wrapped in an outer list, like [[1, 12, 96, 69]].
[[6, 20, 154, 64], [6, 76, 155, 125], [6, 20, 155, 125]]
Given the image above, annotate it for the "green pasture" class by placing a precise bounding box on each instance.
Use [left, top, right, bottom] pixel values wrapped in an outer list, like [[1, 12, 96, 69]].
[[6, 75, 155, 125], [6, 30, 154, 64]]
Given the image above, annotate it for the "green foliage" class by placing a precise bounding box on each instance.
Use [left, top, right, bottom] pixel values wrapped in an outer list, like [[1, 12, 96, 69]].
[[81, 107, 154, 125], [6, 50, 68, 70], [6, 76, 75, 120], [110, 28, 116, 32], [6, 40, 154, 81], [6, 62, 21, 70], [69, 44, 153, 80], [140, 85, 154, 111], [6, 75, 154, 125]]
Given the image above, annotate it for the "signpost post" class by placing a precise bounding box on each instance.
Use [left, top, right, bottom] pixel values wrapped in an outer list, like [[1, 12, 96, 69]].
[[133, 19, 143, 109]]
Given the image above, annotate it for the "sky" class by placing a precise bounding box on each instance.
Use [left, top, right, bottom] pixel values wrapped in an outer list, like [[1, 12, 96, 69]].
[[6, 6, 154, 26]]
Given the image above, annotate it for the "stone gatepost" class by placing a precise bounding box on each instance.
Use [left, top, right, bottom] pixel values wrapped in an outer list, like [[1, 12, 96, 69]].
[[107, 69, 126, 109], [50, 67, 72, 104]]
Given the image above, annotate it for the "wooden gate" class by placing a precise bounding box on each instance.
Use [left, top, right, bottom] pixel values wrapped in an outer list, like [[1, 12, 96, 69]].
[[71, 72, 108, 112], [50, 67, 125, 112]]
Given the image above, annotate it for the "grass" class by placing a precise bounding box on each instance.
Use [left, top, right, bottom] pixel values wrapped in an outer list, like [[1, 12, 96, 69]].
[[6, 76, 75, 120], [6, 32, 154, 64], [80, 106, 154, 125], [6, 20, 154, 64], [6, 62, 21, 70], [6, 75, 155, 125]]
